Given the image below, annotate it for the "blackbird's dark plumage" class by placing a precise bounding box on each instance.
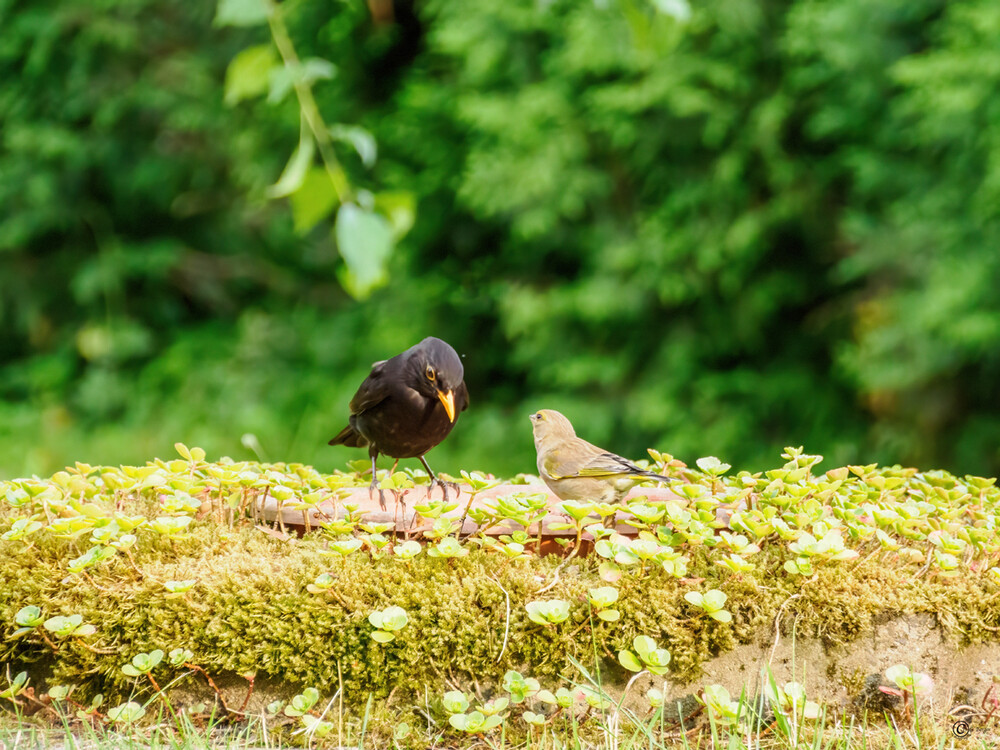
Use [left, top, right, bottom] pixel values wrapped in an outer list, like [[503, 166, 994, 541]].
[[329, 337, 469, 505]]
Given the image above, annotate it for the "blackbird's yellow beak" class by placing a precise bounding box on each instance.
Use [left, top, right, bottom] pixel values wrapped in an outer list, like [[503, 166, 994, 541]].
[[438, 389, 456, 422]]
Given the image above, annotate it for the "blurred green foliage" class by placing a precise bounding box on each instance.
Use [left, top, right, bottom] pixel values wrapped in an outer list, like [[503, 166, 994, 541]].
[[1, 0, 999, 480]]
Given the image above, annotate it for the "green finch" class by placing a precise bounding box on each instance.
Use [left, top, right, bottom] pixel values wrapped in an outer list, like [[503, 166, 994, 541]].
[[530, 409, 674, 504]]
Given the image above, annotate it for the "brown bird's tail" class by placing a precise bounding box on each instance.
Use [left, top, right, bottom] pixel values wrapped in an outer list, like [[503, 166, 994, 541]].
[[638, 471, 676, 483], [328, 425, 368, 448]]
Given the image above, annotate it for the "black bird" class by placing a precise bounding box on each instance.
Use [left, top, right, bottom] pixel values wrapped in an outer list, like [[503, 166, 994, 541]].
[[329, 337, 469, 508]]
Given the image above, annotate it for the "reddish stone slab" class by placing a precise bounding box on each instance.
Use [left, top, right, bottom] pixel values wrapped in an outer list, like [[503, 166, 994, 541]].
[[256, 482, 684, 538]]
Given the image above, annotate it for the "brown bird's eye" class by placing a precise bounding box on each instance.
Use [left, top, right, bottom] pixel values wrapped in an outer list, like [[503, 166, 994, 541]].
[[425, 366, 436, 381]]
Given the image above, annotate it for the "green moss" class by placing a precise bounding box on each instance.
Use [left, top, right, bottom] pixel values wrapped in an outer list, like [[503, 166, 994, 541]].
[[2, 522, 996, 708], [2, 455, 1000, 722]]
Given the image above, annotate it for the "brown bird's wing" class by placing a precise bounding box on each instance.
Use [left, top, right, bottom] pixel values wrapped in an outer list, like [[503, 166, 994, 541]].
[[542, 433, 647, 479], [347, 359, 390, 415], [539, 439, 603, 478], [575, 451, 647, 478]]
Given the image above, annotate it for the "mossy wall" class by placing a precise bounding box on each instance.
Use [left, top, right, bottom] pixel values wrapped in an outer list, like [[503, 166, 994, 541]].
[[3, 452, 1000, 713], [3, 522, 999, 708]]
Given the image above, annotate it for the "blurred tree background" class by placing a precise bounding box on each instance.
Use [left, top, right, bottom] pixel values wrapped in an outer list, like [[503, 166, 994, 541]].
[[1, 0, 999, 480]]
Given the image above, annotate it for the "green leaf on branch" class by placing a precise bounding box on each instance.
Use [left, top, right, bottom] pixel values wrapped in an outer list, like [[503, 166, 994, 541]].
[[268, 58, 337, 104], [374, 191, 416, 241], [335, 203, 395, 300], [289, 168, 339, 235], [224, 45, 278, 106], [215, 0, 271, 27], [266, 124, 315, 199], [330, 124, 377, 168]]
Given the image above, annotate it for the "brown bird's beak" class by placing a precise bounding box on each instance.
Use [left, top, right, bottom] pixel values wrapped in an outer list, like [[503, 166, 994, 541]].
[[437, 389, 457, 422]]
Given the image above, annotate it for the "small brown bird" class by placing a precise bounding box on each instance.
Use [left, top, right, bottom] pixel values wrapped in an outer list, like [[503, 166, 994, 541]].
[[329, 337, 469, 507], [530, 409, 674, 505]]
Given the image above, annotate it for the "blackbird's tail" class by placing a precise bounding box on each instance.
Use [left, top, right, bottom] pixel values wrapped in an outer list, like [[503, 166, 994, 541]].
[[328, 425, 368, 448]]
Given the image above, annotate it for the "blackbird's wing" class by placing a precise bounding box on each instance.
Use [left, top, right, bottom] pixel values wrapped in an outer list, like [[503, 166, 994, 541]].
[[347, 359, 391, 416]]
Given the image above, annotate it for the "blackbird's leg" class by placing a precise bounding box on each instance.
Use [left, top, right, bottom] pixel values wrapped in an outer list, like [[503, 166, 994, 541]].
[[387, 457, 406, 520], [418, 455, 458, 501], [367, 450, 387, 512], [387, 458, 403, 515]]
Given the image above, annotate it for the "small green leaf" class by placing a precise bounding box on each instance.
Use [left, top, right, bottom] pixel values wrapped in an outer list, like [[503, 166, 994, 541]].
[[684, 591, 704, 607], [335, 203, 394, 300], [633, 635, 657, 658], [107, 701, 145, 723], [618, 650, 643, 672], [703, 589, 727, 610], [329, 539, 362, 556], [393, 540, 422, 559], [373, 191, 416, 240], [522, 710, 546, 726], [380, 606, 408, 631], [478, 696, 509, 715], [15, 606, 43, 628], [0, 671, 28, 700], [215, 0, 270, 27], [329, 124, 377, 168], [168, 648, 193, 666], [266, 123, 315, 199], [371, 630, 395, 643], [587, 586, 619, 609], [289, 168, 339, 235], [442, 690, 470, 714], [224, 45, 278, 106]]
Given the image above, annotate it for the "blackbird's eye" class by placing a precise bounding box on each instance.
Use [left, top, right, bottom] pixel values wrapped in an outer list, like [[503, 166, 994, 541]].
[[425, 366, 436, 382]]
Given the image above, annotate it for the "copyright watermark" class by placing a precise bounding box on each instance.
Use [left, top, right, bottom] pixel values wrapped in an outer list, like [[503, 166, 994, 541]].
[[951, 720, 972, 738]]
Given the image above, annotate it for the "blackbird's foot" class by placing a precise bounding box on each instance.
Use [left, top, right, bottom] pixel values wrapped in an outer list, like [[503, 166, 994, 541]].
[[418, 456, 458, 503], [368, 477, 388, 512], [429, 475, 460, 502]]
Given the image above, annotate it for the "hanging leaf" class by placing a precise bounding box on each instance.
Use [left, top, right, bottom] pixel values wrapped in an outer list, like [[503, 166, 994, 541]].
[[224, 45, 278, 106], [335, 203, 394, 299], [651, 0, 691, 22], [266, 121, 315, 198], [373, 191, 416, 240], [329, 124, 377, 168], [215, 0, 271, 27], [290, 168, 340, 234], [268, 58, 337, 104]]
